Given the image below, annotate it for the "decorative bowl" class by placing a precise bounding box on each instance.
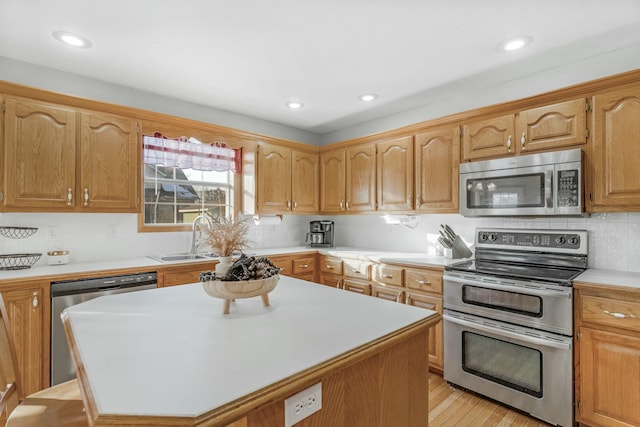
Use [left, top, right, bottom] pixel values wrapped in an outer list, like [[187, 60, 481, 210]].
[[202, 275, 279, 314]]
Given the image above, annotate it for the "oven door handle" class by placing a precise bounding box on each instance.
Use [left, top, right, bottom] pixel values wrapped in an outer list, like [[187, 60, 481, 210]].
[[443, 275, 571, 299], [444, 313, 571, 350]]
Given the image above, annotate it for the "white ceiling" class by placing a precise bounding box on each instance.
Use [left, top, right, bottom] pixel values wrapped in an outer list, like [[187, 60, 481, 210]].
[[2, 0, 640, 135]]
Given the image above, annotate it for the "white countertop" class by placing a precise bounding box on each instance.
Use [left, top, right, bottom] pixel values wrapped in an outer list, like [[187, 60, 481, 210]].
[[63, 276, 437, 418], [0, 246, 455, 281], [575, 268, 640, 290]]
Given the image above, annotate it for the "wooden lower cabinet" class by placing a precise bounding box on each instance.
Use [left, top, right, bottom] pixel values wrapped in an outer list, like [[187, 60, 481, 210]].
[[158, 262, 217, 287], [371, 283, 404, 303], [341, 278, 372, 296], [575, 283, 640, 427], [0, 282, 48, 398], [406, 291, 443, 371], [268, 253, 317, 281]]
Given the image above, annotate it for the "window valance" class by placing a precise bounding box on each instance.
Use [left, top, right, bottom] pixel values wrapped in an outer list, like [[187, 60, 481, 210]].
[[143, 132, 242, 173]]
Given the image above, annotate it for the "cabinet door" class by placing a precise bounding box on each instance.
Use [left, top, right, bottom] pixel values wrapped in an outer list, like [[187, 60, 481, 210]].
[[256, 143, 292, 214], [415, 125, 460, 212], [406, 292, 443, 370], [462, 114, 515, 161], [319, 149, 346, 213], [4, 97, 76, 209], [376, 136, 413, 211], [342, 279, 371, 296], [319, 273, 342, 288], [589, 85, 640, 211], [1, 285, 45, 397], [80, 111, 138, 210], [578, 327, 640, 427], [371, 284, 404, 303], [346, 144, 376, 212], [517, 98, 586, 154], [291, 150, 319, 213], [292, 256, 316, 279]]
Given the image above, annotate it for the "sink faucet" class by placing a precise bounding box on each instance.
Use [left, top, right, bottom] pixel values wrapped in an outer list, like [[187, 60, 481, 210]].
[[191, 215, 213, 255]]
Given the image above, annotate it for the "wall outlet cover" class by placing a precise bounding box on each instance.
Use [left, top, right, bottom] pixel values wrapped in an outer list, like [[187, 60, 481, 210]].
[[284, 382, 322, 427]]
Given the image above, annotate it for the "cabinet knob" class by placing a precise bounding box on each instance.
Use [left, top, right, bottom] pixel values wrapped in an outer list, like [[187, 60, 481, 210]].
[[521, 132, 526, 150], [84, 188, 89, 206], [67, 188, 73, 206], [507, 135, 512, 152]]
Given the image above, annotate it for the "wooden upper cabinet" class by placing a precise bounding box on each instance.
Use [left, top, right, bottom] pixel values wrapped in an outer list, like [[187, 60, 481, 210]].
[[345, 144, 376, 212], [517, 99, 586, 153], [256, 143, 318, 214], [3, 96, 76, 209], [320, 149, 346, 213], [415, 125, 460, 212], [256, 143, 292, 214], [80, 111, 138, 211], [376, 136, 413, 211], [291, 149, 319, 213], [1, 284, 46, 397], [462, 114, 515, 161], [589, 84, 640, 211]]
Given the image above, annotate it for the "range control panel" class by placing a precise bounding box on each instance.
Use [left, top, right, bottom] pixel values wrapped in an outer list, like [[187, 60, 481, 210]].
[[476, 228, 588, 253]]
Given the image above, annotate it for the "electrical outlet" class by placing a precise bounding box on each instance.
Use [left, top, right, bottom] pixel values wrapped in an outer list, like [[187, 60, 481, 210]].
[[46, 226, 58, 240], [284, 382, 322, 427]]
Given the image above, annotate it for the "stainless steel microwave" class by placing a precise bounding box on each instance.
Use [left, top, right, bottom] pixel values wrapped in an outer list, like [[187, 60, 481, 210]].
[[460, 148, 583, 216]]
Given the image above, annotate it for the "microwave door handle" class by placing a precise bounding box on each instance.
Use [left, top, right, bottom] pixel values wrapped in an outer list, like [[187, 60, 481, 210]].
[[545, 170, 554, 208], [444, 313, 571, 350]]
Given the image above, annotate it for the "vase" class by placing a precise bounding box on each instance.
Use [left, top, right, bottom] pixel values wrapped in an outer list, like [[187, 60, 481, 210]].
[[215, 256, 233, 276]]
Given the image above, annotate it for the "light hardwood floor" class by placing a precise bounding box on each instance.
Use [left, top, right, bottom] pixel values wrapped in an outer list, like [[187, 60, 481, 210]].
[[429, 374, 551, 426]]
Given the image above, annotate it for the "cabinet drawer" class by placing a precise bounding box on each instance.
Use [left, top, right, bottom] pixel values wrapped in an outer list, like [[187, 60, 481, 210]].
[[292, 257, 315, 275], [581, 295, 640, 332], [343, 259, 371, 280], [268, 256, 293, 275], [372, 264, 403, 287], [405, 268, 443, 294], [320, 256, 343, 275]]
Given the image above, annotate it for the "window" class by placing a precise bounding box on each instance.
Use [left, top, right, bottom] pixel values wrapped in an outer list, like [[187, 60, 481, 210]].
[[142, 134, 241, 229]]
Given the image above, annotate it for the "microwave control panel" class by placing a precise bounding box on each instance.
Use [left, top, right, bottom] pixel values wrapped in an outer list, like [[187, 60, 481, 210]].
[[557, 169, 579, 207]]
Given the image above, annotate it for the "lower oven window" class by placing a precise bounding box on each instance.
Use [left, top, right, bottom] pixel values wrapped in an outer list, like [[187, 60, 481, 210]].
[[462, 331, 543, 398], [462, 285, 542, 317]]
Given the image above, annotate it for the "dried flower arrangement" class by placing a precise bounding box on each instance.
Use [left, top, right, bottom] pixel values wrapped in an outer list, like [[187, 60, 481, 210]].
[[203, 215, 251, 257]]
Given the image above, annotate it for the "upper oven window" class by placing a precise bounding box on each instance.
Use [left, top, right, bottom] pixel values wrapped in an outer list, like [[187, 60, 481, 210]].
[[466, 173, 544, 209], [462, 285, 543, 318]]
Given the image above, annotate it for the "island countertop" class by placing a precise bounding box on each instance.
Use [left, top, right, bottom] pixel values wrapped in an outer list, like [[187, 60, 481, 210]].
[[62, 275, 439, 426]]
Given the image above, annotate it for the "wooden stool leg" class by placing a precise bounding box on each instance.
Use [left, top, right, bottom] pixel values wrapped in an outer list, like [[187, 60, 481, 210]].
[[261, 293, 270, 307], [223, 299, 231, 315]]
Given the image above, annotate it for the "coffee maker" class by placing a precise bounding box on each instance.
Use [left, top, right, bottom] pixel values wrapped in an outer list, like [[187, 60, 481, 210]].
[[306, 220, 335, 247]]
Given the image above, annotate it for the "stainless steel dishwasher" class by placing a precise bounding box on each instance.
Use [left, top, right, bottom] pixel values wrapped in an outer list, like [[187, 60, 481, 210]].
[[50, 272, 157, 385]]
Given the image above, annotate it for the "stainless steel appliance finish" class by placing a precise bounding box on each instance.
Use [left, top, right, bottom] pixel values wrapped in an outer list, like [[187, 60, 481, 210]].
[[443, 228, 588, 427], [460, 148, 583, 217], [306, 220, 335, 247], [51, 272, 157, 386]]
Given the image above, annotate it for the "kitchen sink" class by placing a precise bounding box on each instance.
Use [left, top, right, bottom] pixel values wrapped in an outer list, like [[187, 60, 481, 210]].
[[148, 253, 217, 262]]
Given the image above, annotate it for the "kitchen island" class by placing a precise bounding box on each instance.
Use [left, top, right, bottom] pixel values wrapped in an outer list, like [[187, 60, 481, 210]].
[[62, 275, 439, 426]]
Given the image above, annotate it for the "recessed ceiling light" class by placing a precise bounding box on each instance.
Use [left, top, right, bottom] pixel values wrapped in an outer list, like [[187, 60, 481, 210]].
[[53, 31, 92, 48], [285, 101, 304, 109], [359, 93, 378, 102], [498, 36, 532, 52]]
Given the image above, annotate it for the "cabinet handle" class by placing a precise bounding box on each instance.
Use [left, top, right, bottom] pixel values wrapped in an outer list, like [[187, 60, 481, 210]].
[[346, 200, 351, 210], [507, 135, 512, 153], [396, 293, 403, 303], [300, 264, 309, 268], [604, 310, 637, 319], [382, 274, 393, 279], [32, 292, 39, 309], [67, 188, 73, 206], [415, 195, 421, 206], [407, 195, 412, 207], [337, 278, 344, 289], [339, 200, 344, 211], [286, 199, 291, 210], [521, 132, 526, 150], [84, 188, 89, 206], [416, 279, 431, 285], [293, 200, 298, 210], [352, 269, 361, 274], [325, 265, 335, 269]]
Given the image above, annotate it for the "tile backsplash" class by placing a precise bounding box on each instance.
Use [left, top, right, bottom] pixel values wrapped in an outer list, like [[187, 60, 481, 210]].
[[0, 212, 637, 272]]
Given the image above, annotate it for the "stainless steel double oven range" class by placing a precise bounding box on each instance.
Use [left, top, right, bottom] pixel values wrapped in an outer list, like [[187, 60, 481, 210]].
[[444, 228, 588, 427]]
